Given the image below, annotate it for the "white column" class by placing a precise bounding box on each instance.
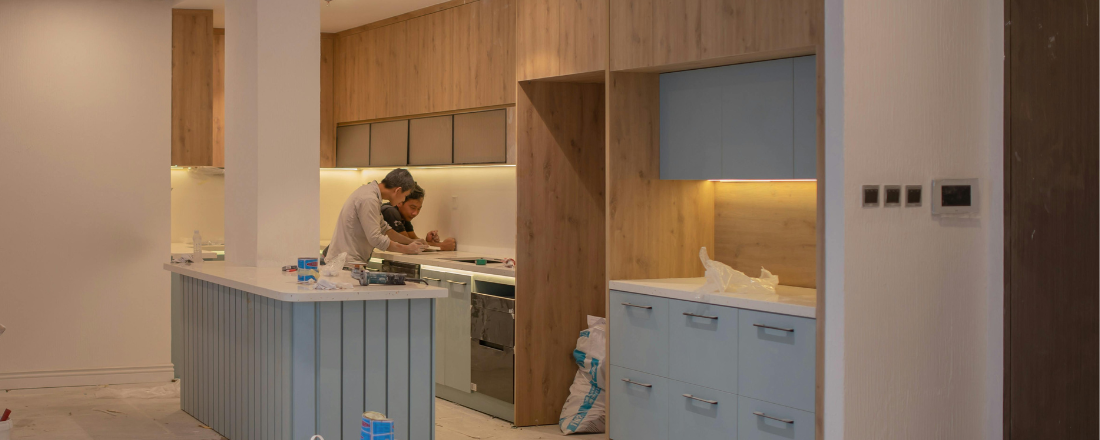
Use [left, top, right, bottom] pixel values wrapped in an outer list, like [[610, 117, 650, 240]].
[[224, 0, 320, 267]]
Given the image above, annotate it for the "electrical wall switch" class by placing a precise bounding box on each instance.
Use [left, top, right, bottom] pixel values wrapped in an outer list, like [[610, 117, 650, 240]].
[[931, 178, 979, 215], [906, 185, 922, 207], [884, 185, 901, 207], [862, 185, 880, 207]]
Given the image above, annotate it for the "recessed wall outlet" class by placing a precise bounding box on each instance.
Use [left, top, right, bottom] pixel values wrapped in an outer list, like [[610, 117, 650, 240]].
[[932, 178, 979, 216], [906, 185, 922, 207], [862, 185, 880, 207], [884, 185, 901, 207]]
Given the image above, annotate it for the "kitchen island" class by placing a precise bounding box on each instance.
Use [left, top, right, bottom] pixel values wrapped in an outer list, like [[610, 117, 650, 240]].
[[165, 262, 447, 440]]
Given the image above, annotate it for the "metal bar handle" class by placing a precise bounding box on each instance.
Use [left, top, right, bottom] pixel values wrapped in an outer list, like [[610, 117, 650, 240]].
[[446, 280, 468, 286], [753, 323, 795, 333], [422, 277, 441, 282], [683, 312, 718, 320], [621, 302, 653, 310], [620, 378, 652, 388], [752, 412, 794, 424], [682, 394, 718, 404]]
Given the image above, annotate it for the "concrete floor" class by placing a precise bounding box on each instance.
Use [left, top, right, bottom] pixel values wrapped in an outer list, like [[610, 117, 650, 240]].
[[0, 382, 603, 440]]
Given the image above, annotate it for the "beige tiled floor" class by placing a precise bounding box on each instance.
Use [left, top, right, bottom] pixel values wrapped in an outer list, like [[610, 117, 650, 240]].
[[0, 382, 604, 440]]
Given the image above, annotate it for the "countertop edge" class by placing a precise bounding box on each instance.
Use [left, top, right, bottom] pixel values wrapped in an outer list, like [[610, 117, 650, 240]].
[[372, 251, 516, 278], [609, 280, 816, 319], [164, 263, 448, 302]]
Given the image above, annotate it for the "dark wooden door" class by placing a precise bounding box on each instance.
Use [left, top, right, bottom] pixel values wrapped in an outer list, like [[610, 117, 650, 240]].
[[1005, 1, 1099, 438]]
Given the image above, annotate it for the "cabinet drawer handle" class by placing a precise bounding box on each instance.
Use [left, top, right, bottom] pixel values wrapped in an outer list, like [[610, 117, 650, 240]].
[[422, 277, 441, 282], [620, 378, 652, 388], [753, 323, 794, 333], [682, 394, 718, 404], [752, 411, 794, 424], [621, 302, 652, 310], [683, 312, 718, 320], [446, 280, 468, 286]]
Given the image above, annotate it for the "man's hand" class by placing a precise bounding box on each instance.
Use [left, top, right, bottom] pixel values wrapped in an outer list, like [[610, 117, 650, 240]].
[[399, 242, 427, 255], [425, 230, 440, 242], [439, 238, 457, 251]]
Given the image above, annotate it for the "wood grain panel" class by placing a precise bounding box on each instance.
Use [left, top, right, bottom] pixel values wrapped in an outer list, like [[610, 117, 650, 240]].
[[607, 72, 714, 280], [172, 9, 214, 166], [337, 0, 471, 38], [212, 29, 225, 168], [714, 182, 816, 288], [476, 0, 517, 106], [516, 81, 606, 426], [320, 33, 336, 168], [1006, 0, 1099, 437], [610, 0, 816, 72], [518, 0, 607, 81]]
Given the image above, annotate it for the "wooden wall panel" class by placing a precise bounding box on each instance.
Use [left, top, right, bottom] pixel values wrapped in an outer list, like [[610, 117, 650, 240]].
[[607, 72, 714, 280], [171, 9, 214, 166], [516, 82, 606, 426], [714, 182, 816, 288], [518, 0, 607, 81], [335, 0, 515, 124], [320, 34, 336, 168], [212, 29, 225, 168], [610, 0, 817, 72]]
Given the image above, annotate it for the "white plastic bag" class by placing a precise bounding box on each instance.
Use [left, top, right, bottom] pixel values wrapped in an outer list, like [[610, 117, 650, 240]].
[[559, 316, 607, 435], [694, 247, 779, 295], [321, 252, 348, 277]]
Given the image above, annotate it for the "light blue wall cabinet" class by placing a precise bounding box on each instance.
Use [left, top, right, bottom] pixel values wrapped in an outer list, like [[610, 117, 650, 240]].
[[660, 55, 817, 180], [669, 299, 738, 394], [737, 310, 817, 413], [609, 290, 815, 440]]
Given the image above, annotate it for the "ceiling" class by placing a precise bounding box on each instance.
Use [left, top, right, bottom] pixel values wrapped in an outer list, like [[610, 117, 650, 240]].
[[171, 0, 449, 33]]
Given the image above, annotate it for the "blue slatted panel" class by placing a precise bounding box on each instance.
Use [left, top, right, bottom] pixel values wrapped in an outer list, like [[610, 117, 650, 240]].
[[318, 301, 343, 439], [388, 300, 411, 440], [273, 296, 283, 440], [364, 300, 388, 415], [292, 302, 317, 440], [408, 298, 434, 440], [261, 296, 270, 440], [343, 301, 366, 440], [250, 293, 259, 440], [282, 301, 293, 440]]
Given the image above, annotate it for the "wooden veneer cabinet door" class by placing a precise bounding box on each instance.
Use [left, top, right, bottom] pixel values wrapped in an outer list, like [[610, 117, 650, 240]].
[[171, 9, 214, 166]]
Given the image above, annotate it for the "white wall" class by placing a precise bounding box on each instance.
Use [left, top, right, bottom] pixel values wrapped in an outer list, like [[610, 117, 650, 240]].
[[836, 0, 1003, 438], [0, 0, 173, 388], [322, 167, 518, 257], [171, 168, 225, 243]]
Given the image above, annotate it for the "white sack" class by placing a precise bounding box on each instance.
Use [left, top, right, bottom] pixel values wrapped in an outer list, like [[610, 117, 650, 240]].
[[559, 316, 607, 435]]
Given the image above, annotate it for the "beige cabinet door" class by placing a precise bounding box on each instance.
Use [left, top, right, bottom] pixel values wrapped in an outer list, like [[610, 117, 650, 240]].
[[409, 116, 453, 165], [370, 120, 409, 166], [335, 123, 371, 168], [454, 109, 507, 164]]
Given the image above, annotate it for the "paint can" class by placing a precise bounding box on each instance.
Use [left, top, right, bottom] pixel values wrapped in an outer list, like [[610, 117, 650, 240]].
[[298, 257, 319, 283]]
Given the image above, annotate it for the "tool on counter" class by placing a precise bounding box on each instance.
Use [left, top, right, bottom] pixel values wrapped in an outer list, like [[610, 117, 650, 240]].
[[1, 409, 10, 422], [281, 265, 298, 272], [350, 268, 428, 286]]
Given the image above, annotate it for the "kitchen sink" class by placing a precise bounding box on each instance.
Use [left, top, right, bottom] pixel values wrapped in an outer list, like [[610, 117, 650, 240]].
[[442, 257, 506, 264]]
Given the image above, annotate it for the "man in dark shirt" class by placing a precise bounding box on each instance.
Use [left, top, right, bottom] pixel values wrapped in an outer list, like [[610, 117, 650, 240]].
[[381, 185, 457, 251]]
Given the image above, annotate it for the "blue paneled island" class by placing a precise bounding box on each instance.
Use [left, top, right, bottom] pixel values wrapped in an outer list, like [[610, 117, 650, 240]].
[[165, 262, 447, 440]]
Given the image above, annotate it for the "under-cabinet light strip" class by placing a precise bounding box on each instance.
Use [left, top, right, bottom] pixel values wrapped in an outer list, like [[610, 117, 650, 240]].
[[708, 179, 817, 182]]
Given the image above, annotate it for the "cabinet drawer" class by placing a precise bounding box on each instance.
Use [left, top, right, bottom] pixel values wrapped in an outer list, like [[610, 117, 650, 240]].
[[667, 380, 737, 440], [610, 291, 669, 376], [737, 396, 813, 440], [669, 300, 738, 393], [421, 269, 448, 386], [610, 366, 668, 440], [737, 310, 816, 412]]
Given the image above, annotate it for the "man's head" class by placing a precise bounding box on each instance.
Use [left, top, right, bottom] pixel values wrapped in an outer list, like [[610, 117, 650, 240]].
[[395, 185, 425, 221], [379, 168, 416, 204]]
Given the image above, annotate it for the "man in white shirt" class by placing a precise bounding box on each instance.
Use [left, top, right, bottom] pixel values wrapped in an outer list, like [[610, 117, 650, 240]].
[[327, 168, 427, 263]]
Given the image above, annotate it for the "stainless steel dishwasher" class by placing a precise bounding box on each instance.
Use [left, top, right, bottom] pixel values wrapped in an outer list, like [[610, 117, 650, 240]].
[[469, 286, 515, 404]]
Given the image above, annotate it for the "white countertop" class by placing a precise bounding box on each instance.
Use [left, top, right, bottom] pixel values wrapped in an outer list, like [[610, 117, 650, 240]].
[[165, 261, 447, 302], [371, 250, 516, 277], [609, 278, 817, 318], [170, 243, 217, 260]]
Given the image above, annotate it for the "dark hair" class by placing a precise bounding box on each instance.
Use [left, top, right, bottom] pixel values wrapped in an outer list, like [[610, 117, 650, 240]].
[[380, 168, 416, 193], [405, 184, 425, 201]]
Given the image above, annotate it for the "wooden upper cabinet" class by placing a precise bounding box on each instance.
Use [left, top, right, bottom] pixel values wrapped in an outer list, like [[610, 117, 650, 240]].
[[409, 116, 454, 165], [321, 33, 336, 168], [212, 29, 225, 167], [172, 9, 214, 166], [517, 0, 608, 81], [370, 120, 409, 166], [334, 0, 516, 124], [609, 0, 820, 72], [454, 109, 507, 164]]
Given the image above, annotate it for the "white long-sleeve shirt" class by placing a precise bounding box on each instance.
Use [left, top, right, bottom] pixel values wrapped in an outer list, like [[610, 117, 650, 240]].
[[327, 182, 393, 263]]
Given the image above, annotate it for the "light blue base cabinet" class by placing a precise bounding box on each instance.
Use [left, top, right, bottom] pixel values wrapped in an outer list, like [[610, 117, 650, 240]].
[[609, 290, 815, 440]]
